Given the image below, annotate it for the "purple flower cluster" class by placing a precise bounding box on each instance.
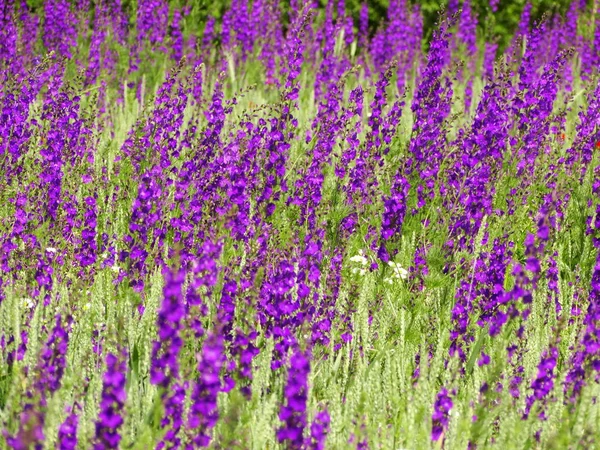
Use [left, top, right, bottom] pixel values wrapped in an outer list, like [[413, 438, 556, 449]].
[[151, 267, 186, 447], [94, 351, 128, 449], [525, 346, 558, 419], [307, 408, 330, 450], [565, 257, 600, 400], [151, 268, 185, 386], [187, 333, 224, 448], [43, 0, 77, 57], [76, 195, 98, 270], [4, 1, 600, 448], [407, 21, 453, 212], [35, 314, 70, 398], [259, 259, 300, 369], [431, 388, 453, 441], [278, 349, 310, 449], [58, 410, 79, 450]]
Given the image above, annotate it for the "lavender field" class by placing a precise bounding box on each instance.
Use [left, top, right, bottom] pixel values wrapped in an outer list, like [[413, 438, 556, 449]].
[[2, 0, 600, 448]]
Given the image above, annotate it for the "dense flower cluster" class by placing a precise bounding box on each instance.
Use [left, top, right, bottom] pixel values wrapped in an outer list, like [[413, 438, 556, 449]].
[[525, 346, 558, 419], [278, 349, 311, 449], [565, 257, 600, 400], [307, 408, 330, 450], [3, 0, 600, 447], [94, 352, 127, 449], [431, 388, 453, 441], [151, 267, 186, 447], [187, 333, 224, 448], [35, 314, 70, 398], [58, 410, 79, 450]]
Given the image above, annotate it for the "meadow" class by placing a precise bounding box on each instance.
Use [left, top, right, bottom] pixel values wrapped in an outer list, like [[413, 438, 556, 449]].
[[1, 0, 600, 448]]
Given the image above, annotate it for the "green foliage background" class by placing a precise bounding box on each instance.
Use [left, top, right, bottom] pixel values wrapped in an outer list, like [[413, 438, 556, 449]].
[[345, 0, 583, 40], [24, 0, 585, 50]]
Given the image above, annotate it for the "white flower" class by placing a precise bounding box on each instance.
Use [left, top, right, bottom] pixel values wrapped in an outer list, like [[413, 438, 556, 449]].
[[111, 265, 120, 273], [349, 249, 368, 266], [45, 247, 57, 253], [349, 254, 368, 265], [351, 267, 367, 276], [22, 298, 35, 309], [388, 261, 408, 280]]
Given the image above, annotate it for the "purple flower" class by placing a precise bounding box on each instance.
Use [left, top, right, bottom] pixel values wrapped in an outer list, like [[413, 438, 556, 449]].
[[259, 259, 300, 369], [76, 195, 98, 270], [0, 1, 18, 64], [85, 3, 108, 85], [151, 267, 187, 446], [405, 19, 453, 212], [230, 329, 260, 398], [170, 7, 184, 62], [478, 352, 491, 367], [5, 406, 45, 450], [36, 314, 70, 397], [58, 410, 79, 450], [524, 347, 558, 419], [278, 349, 310, 449], [565, 257, 600, 401], [151, 268, 186, 387], [187, 333, 224, 448], [306, 408, 330, 450], [94, 351, 128, 449], [136, 0, 169, 48], [43, 0, 77, 57], [431, 388, 453, 441]]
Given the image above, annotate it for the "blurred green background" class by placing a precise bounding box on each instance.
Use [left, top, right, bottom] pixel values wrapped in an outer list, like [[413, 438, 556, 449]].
[[25, 0, 587, 51]]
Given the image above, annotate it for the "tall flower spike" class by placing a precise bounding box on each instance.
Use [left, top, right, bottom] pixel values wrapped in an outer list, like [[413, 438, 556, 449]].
[[278, 349, 311, 449], [94, 351, 128, 450], [406, 18, 453, 212], [58, 409, 79, 450], [151, 267, 186, 448], [36, 314, 70, 399], [151, 268, 186, 387], [187, 333, 224, 448], [76, 195, 98, 270], [565, 255, 600, 401], [306, 408, 330, 449], [43, 0, 77, 57], [524, 346, 558, 419]]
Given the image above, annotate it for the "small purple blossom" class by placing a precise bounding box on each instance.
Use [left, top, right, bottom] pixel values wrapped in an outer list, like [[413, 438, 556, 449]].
[[431, 388, 453, 441]]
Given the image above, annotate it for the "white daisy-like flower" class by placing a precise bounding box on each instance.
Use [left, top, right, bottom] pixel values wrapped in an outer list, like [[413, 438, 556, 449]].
[[349, 255, 368, 265], [349, 249, 368, 266], [22, 298, 35, 309], [45, 247, 57, 253], [388, 261, 408, 280]]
